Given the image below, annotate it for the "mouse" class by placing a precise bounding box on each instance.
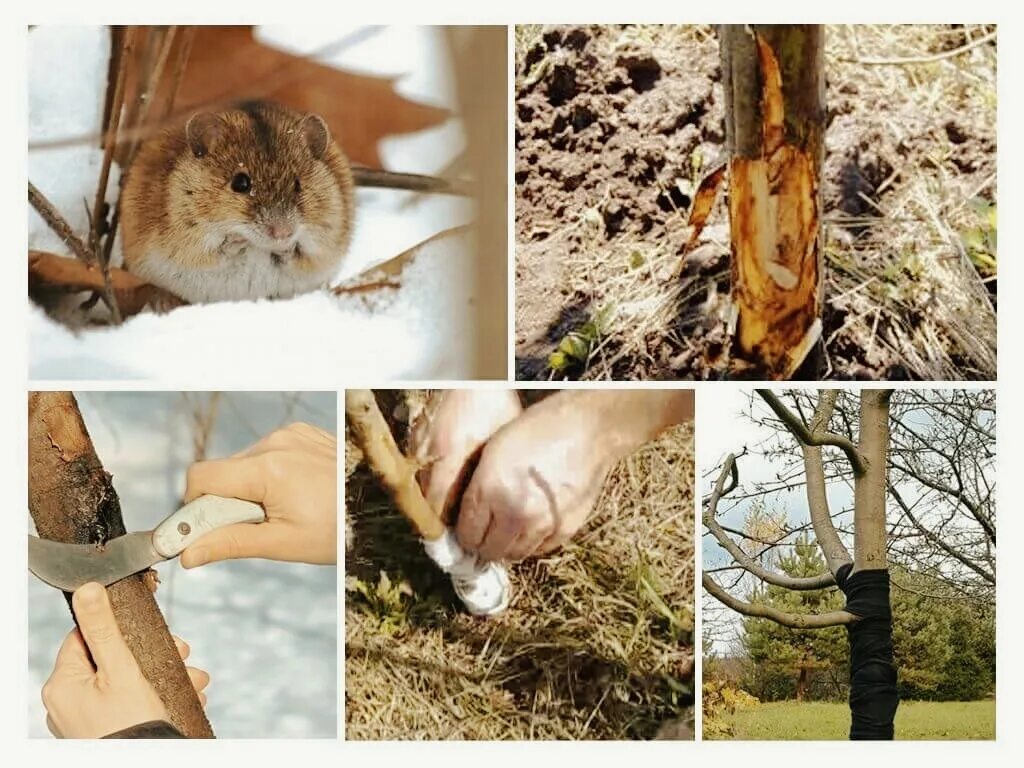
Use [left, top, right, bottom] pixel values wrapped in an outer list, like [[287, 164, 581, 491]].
[[120, 100, 355, 304]]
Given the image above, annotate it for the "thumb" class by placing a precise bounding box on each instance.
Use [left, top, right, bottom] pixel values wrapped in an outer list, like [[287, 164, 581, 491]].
[[180, 521, 280, 567], [71, 583, 138, 679]]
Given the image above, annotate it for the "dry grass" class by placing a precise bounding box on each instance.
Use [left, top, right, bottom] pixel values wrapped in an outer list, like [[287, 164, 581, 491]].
[[515, 24, 996, 381], [344, 400, 695, 740]]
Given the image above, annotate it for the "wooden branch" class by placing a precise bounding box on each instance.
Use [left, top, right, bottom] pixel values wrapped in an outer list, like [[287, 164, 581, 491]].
[[758, 389, 867, 476], [351, 167, 471, 197], [889, 484, 994, 585], [702, 573, 857, 628], [344, 390, 445, 541], [704, 454, 836, 590], [842, 30, 996, 66], [28, 392, 213, 738], [29, 250, 186, 318], [803, 391, 854, 573], [28, 182, 94, 264]]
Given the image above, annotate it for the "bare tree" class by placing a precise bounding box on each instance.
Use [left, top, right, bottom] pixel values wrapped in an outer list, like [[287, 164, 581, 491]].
[[703, 389, 898, 739]]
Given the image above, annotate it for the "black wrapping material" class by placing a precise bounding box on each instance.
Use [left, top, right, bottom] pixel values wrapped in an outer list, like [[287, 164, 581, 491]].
[[835, 564, 899, 740]]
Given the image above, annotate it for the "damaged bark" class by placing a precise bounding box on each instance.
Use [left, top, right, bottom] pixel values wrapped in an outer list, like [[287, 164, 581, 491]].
[[28, 392, 214, 738], [720, 25, 825, 379]]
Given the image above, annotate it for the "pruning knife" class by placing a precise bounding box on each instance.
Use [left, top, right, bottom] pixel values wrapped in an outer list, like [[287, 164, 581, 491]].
[[28, 495, 266, 591]]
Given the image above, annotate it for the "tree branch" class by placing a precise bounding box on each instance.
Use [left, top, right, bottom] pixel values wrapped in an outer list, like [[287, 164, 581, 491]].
[[803, 391, 853, 573], [702, 573, 857, 628], [758, 389, 867, 476], [704, 454, 835, 590]]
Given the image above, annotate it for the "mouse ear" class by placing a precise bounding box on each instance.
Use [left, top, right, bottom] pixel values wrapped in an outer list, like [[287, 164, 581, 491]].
[[301, 114, 330, 160], [185, 113, 224, 158]]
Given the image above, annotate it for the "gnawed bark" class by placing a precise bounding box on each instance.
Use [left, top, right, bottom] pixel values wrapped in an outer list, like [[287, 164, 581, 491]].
[[720, 25, 825, 379], [28, 392, 213, 738]]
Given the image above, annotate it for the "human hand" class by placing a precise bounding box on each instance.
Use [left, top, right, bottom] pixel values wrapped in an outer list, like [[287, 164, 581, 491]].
[[456, 390, 694, 562], [180, 423, 337, 567], [42, 583, 209, 739], [410, 390, 523, 522]]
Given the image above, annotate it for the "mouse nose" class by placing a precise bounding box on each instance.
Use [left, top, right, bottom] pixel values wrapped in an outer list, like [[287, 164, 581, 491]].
[[266, 220, 296, 241]]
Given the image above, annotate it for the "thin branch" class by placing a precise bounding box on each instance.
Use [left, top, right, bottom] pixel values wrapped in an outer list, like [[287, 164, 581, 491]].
[[889, 484, 994, 585], [704, 454, 835, 590], [803, 390, 853, 572], [757, 389, 867, 476], [28, 182, 94, 263], [841, 30, 996, 66], [351, 167, 471, 197], [702, 573, 857, 629]]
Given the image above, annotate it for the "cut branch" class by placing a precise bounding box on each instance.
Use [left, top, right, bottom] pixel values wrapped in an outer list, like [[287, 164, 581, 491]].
[[28, 392, 213, 738]]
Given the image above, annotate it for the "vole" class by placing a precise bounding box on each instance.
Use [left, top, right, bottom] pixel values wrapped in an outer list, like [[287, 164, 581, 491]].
[[121, 100, 355, 303]]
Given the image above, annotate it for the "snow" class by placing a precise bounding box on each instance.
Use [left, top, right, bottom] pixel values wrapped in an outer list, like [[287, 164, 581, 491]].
[[27, 392, 338, 738], [28, 26, 476, 380]]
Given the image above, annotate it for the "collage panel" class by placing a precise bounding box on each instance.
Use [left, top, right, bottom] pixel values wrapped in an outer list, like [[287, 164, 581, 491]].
[[701, 388, 995, 740], [28, 25, 507, 382], [27, 391, 338, 738], [344, 389, 695, 739], [514, 24, 996, 381]]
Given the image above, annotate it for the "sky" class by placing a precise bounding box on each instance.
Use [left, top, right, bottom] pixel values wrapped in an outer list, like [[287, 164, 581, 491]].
[[28, 392, 338, 738]]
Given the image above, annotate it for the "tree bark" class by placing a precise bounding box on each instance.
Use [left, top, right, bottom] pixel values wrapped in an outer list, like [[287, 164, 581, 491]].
[[720, 25, 825, 379], [28, 392, 214, 738]]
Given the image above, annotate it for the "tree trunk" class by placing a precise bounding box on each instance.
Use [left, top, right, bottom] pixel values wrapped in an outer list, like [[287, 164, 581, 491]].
[[719, 25, 825, 379], [28, 392, 214, 738], [837, 389, 898, 739]]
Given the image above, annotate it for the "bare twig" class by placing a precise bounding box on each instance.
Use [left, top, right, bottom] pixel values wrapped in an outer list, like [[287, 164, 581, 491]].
[[702, 573, 857, 628], [351, 167, 471, 197], [28, 182, 93, 264], [842, 30, 996, 66]]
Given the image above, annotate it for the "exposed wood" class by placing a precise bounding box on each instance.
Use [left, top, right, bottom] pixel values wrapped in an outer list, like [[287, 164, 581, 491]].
[[28, 392, 213, 738], [344, 390, 446, 541], [720, 25, 825, 379]]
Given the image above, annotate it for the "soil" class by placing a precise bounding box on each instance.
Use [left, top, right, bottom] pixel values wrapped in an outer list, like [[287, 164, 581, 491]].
[[514, 25, 997, 380]]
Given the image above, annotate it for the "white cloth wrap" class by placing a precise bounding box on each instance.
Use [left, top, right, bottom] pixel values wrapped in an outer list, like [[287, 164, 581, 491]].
[[421, 529, 510, 616]]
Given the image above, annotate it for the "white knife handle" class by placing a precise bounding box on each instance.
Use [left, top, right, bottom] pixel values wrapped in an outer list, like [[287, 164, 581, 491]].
[[152, 495, 266, 559]]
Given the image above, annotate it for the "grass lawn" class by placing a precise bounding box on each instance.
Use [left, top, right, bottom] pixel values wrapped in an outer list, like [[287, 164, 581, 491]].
[[719, 700, 995, 740]]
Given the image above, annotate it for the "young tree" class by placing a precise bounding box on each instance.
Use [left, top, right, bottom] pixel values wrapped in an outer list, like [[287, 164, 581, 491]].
[[741, 535, 848, 702], [703, 389, 898, 739], [719, 25, 826, 378]]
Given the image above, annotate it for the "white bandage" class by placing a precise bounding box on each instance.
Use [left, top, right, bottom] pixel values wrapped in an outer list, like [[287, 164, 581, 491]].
[[421, 528, 510, 616]]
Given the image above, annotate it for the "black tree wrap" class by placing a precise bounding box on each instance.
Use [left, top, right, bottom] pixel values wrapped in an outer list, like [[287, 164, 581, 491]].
[[835, 564, 899, 740]]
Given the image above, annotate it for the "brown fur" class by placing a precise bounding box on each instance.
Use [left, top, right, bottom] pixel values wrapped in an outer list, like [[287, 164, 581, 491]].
[[121, 100, 354, 299]]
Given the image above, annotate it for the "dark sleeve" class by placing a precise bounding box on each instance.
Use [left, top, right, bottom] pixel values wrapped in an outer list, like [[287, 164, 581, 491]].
[[835, 564, 899, 740], [103, 720, 185, 739]]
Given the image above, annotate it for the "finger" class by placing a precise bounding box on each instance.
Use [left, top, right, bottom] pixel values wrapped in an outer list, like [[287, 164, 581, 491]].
[[184, 455, 268, 504], [455, 483, 491, 553], [504, 520, 555, 562], [71, 583, 137, 678], [536, 527, 572, 556], [180, 520, 282, 567], [172, 636, 190, 662], [475, 509, 524, 563], [187, 666, 210, 693], [51, 628, 93, 676]]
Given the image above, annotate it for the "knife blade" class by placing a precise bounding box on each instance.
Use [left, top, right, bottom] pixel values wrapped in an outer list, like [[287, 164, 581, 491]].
[[28, 494, 265, 591]]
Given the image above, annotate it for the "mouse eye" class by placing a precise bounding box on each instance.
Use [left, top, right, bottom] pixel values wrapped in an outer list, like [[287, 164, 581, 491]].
[[294, 177, 302, 194], [230, 172, 251, 194]]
